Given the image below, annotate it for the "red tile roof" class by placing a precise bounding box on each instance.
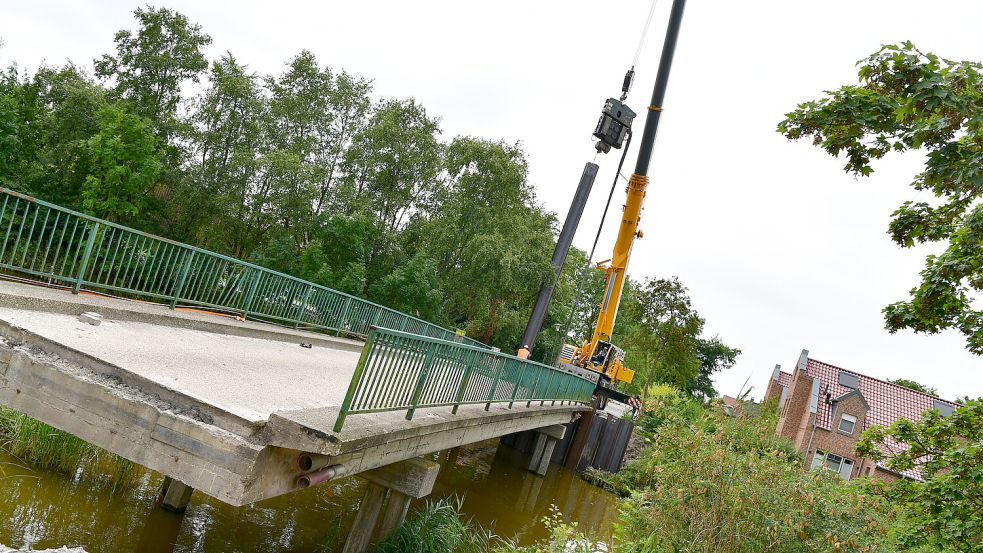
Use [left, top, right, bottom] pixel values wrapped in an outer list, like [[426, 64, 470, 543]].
[[777, 371, 792, 389], [803, 358, 960, 480]]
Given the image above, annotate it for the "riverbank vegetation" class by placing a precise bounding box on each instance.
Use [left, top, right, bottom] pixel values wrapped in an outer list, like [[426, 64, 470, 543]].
[[366, 391, 981, 553], [0, 406, 139, 492]]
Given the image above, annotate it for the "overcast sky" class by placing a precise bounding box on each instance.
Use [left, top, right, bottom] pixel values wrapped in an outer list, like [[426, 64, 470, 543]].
[[2, 0, 981, 401]]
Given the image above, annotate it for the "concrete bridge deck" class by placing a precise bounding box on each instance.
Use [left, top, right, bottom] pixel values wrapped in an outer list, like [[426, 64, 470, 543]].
[[0, 280, 586, 507]]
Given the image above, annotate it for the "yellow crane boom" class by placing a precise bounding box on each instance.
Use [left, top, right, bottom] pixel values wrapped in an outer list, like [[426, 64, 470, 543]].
[[565, 0, 687, 389]]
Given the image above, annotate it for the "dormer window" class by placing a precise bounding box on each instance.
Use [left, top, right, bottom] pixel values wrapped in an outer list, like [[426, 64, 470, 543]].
[[838, 413, 857, 435]]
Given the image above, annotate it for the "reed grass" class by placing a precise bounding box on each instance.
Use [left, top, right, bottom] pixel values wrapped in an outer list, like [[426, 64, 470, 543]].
[[371, 496, 512, 553], [0, 406, 140, 492]]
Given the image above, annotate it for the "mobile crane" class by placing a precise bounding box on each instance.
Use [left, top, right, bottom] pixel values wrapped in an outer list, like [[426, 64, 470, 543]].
[[547, 0, 687, 400]]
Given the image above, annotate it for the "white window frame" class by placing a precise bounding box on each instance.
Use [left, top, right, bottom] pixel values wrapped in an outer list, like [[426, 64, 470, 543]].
[[811, 449, 855, 480], [838, 413, 857, 435]]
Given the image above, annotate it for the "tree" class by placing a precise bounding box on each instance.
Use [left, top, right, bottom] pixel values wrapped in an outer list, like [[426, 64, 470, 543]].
[[95, 6, 211, 140], [0, 66, 18, 179], [82, 104, 161, 221], [778, 43, 983, 354], [409, 136, 555, 347], [0, 64, 108, 208], [857, 399, 983, 551], [615, 277, 739, 398], [619, 277, 703, 397], [693, 336, 741, 399], [887, 377, 939, 396], [340, 98, 442, 232], [184, 53, 265, 251]]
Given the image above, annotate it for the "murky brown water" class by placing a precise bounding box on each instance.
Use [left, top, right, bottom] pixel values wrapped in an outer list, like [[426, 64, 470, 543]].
[[0, 440, 617, 552]]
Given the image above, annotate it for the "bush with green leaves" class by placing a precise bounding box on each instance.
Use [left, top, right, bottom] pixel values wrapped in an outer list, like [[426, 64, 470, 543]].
[[613, 407, 892, 552], [857, 399, 983, 552], [635, 384, 705, 437]]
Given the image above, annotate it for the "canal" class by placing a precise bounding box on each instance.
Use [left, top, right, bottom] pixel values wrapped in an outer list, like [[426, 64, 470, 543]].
[[0, 440, 618, 552]]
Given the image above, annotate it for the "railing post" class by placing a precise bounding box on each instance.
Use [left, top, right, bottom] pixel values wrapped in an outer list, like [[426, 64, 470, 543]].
[[507, 362, 527, 409], [542, 370, 555, 407], [451, 349, 478, 415], [293, 285, 314, 329], [335, 296, 352, 336], [406, 343, 438, 420], [334, 331, 378, 433], [241, 269, 261, 317], [526, 369, 543, 408], [169, 250, 195, 309], [484, 357, 506, 411], [371, 306, 383, 329], [72, 222, 100, 294], [399, 315, 408, 331]]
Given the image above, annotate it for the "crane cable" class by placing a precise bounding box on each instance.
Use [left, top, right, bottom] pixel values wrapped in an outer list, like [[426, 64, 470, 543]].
[[552, 0, 660, 362]]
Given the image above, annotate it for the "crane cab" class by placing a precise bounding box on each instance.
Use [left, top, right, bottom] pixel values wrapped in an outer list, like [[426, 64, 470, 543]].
[[556, 340, 635, 386]]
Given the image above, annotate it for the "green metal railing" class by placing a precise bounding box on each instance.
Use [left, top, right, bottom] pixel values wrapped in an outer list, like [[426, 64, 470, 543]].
[[0, 187, 487, 347], [334, 327, 596, 431]]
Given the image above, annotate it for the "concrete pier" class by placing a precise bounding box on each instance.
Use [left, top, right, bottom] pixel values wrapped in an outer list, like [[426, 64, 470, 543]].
[[160, 477, 194, 513], [0, 280, 587, 507], [527, 425, 566, 476], [341, 457, 440, 553]]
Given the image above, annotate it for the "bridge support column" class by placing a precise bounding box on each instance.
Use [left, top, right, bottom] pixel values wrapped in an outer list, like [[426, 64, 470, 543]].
[[342, 457, 440, 553], [160, 476, 194, 513], [528, 425, 566, 476]]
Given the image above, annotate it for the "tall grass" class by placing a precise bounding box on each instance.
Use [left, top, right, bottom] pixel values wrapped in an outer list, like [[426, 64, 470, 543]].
[[0, 406, 140, 491], [371, 497, 510, 553]]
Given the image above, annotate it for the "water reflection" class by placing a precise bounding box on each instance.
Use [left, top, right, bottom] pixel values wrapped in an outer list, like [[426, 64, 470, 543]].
[[0, 440, 617, 552]]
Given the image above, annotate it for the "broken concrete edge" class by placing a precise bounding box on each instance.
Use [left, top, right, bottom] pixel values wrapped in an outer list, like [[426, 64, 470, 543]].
[[0, 318, 259, 437], [0, 337, 262, 505], [0, 283, 364, 354]]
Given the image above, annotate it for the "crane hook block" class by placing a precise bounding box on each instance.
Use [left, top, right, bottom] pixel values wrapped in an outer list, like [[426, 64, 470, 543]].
[[593, 98, 636, 153]]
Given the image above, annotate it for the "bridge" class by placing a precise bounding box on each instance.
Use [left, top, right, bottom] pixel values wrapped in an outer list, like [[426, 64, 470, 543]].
[[0, 188, 595, 552]]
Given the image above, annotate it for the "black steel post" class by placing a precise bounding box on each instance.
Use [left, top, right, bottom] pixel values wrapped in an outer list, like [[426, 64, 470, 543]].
[[632, 0, 686, 178], [519, 162, 599, 353]]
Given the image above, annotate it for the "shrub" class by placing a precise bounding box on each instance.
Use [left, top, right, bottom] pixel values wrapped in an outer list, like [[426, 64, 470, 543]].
[[635, 384, 704, 436], [613, 409, 894, 552]]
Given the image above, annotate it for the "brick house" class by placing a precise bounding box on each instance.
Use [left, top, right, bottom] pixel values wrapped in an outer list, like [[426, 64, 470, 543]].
[[764, 349, 960, 481]]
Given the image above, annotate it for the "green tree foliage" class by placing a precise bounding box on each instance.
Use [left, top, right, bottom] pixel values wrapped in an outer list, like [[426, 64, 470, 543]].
[[182, 53, 265, 248], [616, 277, 739, 398], [857, 399, 983, 551], [94, 6, 211, 140], [0, 64, 109, 207], [341, 98, 443, 232], [887, 378, 939, 396], [612, 404, 893, 552], [82, 104, 161, 221], [779, 43, 983, 354]]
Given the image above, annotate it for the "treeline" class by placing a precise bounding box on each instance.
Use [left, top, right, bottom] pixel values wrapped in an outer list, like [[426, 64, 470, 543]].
[[0, 7, 737, 395]]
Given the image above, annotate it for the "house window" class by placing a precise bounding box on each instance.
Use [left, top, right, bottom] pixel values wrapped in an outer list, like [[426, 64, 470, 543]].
[[838, 413, 857, 435], [811, 450, 854, 480]]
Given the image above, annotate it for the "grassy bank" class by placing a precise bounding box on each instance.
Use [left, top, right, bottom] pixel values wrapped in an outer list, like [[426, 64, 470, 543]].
[[0, 406, 139, 492]]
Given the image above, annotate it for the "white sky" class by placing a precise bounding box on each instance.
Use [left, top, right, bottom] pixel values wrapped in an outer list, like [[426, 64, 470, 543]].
[[2, 0, 981, 401]]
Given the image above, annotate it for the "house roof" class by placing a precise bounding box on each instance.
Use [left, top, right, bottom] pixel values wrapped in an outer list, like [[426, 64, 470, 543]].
[[803, 357, 961, 480], [777, 371, 792, 389]]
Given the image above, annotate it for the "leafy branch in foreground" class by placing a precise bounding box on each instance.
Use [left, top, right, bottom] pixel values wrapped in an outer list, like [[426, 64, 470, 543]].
[[779, 42, 983, 354], [857, 399, 983, 551]]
